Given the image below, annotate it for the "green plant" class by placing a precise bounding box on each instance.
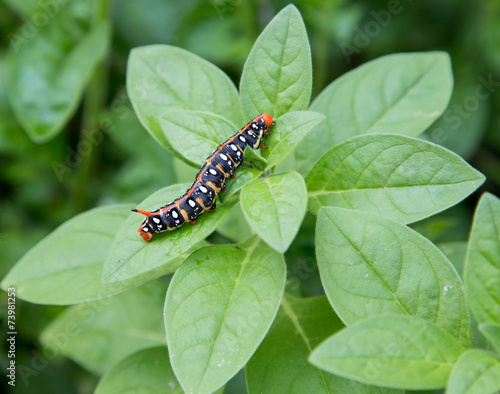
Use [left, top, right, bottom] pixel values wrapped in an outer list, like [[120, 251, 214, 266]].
[[3, 4, 500, 393]]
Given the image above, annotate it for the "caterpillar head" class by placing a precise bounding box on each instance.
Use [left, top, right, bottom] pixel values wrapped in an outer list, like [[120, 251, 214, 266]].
[[261, 113, 274, 127], [132, 209, 154, 242]]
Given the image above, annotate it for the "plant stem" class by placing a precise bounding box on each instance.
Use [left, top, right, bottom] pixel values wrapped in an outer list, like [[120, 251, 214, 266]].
[[73, 0, 111, 213]]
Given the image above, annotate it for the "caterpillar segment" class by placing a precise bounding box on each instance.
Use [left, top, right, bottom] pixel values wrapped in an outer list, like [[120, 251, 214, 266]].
[[133, 113, 274, 241]]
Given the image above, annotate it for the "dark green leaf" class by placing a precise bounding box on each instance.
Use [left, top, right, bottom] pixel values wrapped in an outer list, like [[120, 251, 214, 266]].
[[40, 281, 167, 375], [95, 347, 182, 394], [6, 3, 110, 142], [247, 295, 399, 393], [479, 323, 500, 354]]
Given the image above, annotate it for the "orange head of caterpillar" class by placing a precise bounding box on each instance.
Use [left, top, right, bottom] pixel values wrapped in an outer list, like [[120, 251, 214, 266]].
[[132, 209, 154, 242], [261, 113, 274, 128]]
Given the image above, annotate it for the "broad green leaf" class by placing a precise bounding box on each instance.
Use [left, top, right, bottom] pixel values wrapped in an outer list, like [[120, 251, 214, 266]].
[[247, 295, 399, 394], [243, 146, 268, 171], [216, 202, 254, 243], [263, 111, 325, 168], [1, 205, 173, 305], [160, 110, 237, 166], [40, 281, 167, 375], [95, 347, 182, 394], [103, 184, 236, 283], [307, 134, 485, 223], [300, 52, 453, 175], [6, 3, 110, 142], [465, 193, 500, 325], [316, 207, 471, 347], [127, 45, 244, 152], [240, 4, 312, 118], [425, 74, 489, 160], [309, 315, 464, 390], [241, 171, 307, 253], [218, 168, 262, 204], [165, 237, 286, 394], [438, 241, 467, 278], [447, 349, 500, 394], [479, 323, 500, 354]]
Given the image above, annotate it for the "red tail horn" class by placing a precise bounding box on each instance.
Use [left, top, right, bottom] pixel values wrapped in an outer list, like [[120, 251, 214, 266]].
[[132, 209, 152, 217]]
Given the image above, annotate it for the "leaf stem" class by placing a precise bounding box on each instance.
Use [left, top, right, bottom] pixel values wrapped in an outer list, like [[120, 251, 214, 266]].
[[72, 0, 111, 213]]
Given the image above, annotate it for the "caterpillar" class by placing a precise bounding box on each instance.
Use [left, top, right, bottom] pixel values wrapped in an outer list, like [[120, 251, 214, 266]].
[[133, 113, 274, 241]]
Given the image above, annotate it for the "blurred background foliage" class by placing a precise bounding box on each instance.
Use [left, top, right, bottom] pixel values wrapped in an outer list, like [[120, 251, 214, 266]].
[[0, 0, 499, 392]]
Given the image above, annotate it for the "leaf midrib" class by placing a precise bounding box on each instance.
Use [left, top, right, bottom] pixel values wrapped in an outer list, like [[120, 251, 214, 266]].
[[198, 238, 260, 388]]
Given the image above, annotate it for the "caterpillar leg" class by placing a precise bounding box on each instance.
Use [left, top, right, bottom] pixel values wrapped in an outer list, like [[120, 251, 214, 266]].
[[190, 220, 197, 225], [209, 202, 217, 212], [259, 143, 267, 149]]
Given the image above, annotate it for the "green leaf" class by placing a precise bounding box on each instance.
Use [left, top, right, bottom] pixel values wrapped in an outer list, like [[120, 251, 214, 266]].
[[247, 295, 399, 394], [240, 4, 312, 118], [447, 349, 500, 394], [437, 241, 468, 278], [309, 315, 464, 390], [300, 51, 453, 175], [160, 110, 237, 166], [103, 184, 236, 283], [316, 207, 471, 347], [479, 323, 500, 354], [243, 146, 268, 171], [306, 134, 485, 223], [0, 205, 176, 305], [241, 171, 308, 253], [465, 193, 500, 325], [165, 237, 286, 394], [218, 167, 262, 204], [6, 5, 110, 142], [425, 73, 489, 160], [216, 202, 254, 243], [263, 111, 325, 169], [127, 44, 244, 152], [95, 347, 182, 394], [40, 281, 167, 375]]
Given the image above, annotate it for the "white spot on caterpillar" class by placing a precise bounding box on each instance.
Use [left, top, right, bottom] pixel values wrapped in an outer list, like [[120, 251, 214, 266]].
[[209, 168, 218, 175], [247, 130, 254, 135], [200, 185, 208, 193], [153, 217, 160, 224], [171, 210, 178, 219], [239, 136, 246, 142], [157, 224, 162, 229], [251, 123, 258, 130], [236, 151, 241, 157], [230, 144, 237, 151], [142, 227, 149, 232], [188, 199, 196, 207], [220, 153, 228, 161]]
